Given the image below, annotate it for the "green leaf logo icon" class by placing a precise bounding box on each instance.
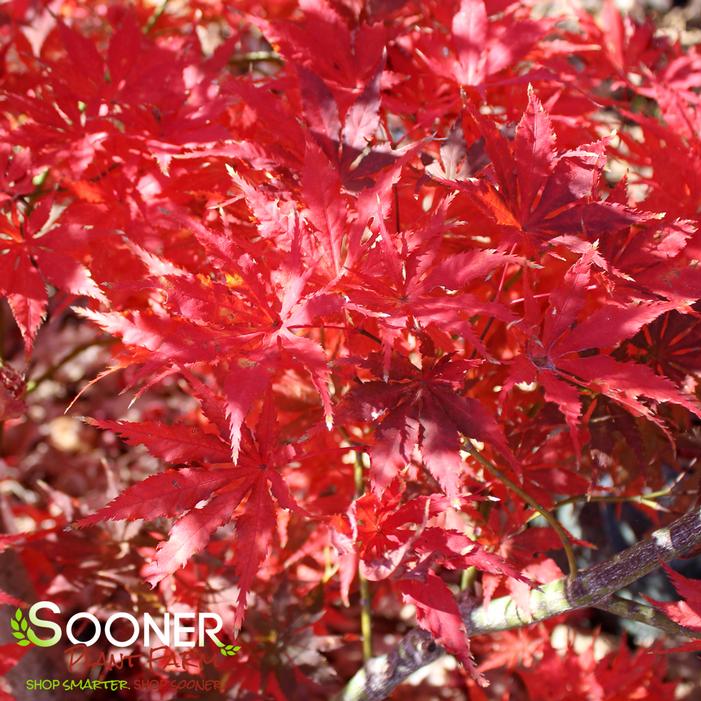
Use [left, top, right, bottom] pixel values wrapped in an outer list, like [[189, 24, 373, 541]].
[[214, 638, 241, 657], [10, 609, 32, 647], [9, 607, 57, 647]]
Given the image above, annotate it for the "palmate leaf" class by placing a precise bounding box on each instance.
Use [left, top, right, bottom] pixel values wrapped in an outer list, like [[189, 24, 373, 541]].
[[77, 468, 237, 526], [506, 247, 701, 448], [0, 199, 106, 351], [452, 88, 643, 242], [6, 1, 701, 694], [82, 396, 303, 628], [346, 352, 517, 497], [141, 466, 281, 631], [85, 418, 231, 464], [142, 490, 240, 585]]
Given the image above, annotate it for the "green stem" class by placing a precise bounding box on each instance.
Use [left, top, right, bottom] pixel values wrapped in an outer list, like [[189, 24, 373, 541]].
[[464, 441, 579, 578], [144, 0, 170, 33], [354, 450, 373, 662], [549, 486, 676, 513], [359, 574, 373, 661], [525, 484, 681, 528], [459, 566, 476, 591]]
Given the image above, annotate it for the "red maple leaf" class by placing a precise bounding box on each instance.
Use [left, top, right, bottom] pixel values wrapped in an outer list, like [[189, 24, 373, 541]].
[[445, 87, 643, 245], [0, 198, 105, 349], [647, 565, 701, 634], [80, 395, 303, 629], [504, 245, 701, 452], [345, 349, 515, 497]]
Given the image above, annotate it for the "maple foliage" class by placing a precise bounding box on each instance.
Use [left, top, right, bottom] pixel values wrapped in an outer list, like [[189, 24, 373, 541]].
[[647, 565, 701, 644], [1, 0, 701, 699]]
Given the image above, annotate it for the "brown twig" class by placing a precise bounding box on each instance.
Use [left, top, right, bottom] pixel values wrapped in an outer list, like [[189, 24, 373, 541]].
[[335, 504, 701, 701], [26, 337, 113, 394]]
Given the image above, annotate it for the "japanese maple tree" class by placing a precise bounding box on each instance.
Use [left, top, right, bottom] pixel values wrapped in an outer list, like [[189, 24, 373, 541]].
[[1, 0, 701, 699]]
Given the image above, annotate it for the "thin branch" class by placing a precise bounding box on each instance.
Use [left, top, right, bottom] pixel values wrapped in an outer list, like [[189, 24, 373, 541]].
[[546, 482, 679, 514], [144, 0, 171, 33], [460, 565, 477, 591], [335, 503, 701, 701], [26, 337, 113, 393], [595, 594, 701, 639], [465, 441, 579, 577], [354, 450, 373, 662], [229, 51, 283, 67], [356, 328, 382, 345]]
